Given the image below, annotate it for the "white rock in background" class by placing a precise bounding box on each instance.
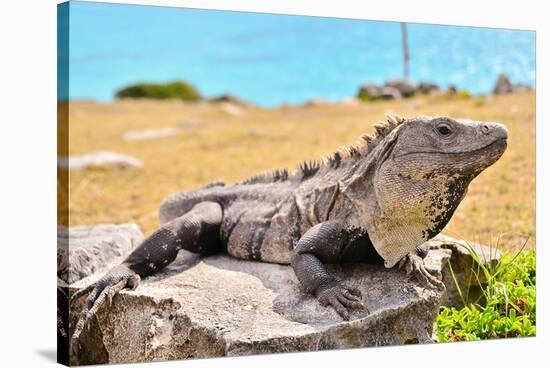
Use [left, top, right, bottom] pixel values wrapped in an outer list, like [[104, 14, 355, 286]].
[[122, 127, 179, 142], [219, 102, 245, 116], [58, 151, 144, 170]]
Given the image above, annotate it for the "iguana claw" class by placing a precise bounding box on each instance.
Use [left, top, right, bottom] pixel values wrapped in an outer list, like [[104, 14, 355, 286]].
[[317, 283, 368, 320], [399, 253, 445, 290], [69, 264, 140, 360]]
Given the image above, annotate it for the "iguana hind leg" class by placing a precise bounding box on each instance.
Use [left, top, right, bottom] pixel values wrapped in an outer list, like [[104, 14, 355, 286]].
[[70, 201, 223, 360], [291, 221, 368, 320]]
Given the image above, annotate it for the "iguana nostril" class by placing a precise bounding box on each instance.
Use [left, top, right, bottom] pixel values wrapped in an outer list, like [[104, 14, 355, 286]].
[[481, 124, 490, 134]]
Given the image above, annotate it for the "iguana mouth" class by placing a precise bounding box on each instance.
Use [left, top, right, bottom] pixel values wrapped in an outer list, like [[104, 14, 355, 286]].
[[396, 137, 507, 158]]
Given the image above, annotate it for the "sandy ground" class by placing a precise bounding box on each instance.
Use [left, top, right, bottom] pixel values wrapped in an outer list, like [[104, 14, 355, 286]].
[[58, 91, 535, 251]]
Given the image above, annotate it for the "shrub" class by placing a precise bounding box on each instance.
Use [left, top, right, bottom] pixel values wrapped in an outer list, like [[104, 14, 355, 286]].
[[357, 90, 381, 102], [435, 246, 536, 341], [115, 81, 202, 101], [457, 89, 472, 99]]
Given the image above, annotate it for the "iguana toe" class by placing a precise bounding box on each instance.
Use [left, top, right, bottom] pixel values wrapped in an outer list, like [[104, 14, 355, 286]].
[[69, 264, 139, 362], [402, 253, 445, 290], [317, 283, 368, 320]]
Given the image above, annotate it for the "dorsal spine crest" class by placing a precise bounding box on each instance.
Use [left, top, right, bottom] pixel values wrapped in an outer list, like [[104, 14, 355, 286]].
[[240, 115, 405, 185]]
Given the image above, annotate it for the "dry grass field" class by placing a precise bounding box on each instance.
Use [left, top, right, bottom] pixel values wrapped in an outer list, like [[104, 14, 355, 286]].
[[59, 91, 535, 251]]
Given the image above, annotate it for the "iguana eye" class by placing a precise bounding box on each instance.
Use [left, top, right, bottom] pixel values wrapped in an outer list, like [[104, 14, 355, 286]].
[[436, 123, 453, 136]]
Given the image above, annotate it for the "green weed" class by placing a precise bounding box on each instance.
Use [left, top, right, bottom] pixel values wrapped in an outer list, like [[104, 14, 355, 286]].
[[435, 239, 536, 341]]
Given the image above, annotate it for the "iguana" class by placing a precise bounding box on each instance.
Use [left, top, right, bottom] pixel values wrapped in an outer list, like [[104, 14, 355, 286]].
[[70, 115, 507, 351]]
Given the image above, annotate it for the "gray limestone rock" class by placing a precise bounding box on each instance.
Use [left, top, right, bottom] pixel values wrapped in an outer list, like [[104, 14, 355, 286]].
[[209, 94, 253, 107], [357, 80, 444, 101], [424, 235, 501, 308], [357, 83, 381, 98], [384, 79, 417, 97], [70, 248, 450, 365], [493, 73, 533, 95], [493, 74, 514, 94], [68, 229, 499, 365], [379, 86, 403, 100], [357, 83, 403, 100], [58, 224, 144, 284], [417, 82, 441, 94]]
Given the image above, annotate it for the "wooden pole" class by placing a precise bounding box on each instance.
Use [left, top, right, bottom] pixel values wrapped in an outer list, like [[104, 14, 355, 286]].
[[401, 22, 409, 81]]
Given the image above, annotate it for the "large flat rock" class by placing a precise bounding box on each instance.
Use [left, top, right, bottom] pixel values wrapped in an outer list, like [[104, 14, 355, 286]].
[[70, 247, 450, 365], [68, 226, 501, 365]]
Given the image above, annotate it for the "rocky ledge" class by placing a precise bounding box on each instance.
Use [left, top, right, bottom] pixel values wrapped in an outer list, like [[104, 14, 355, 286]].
[[66, 225, 499, 365], [58, 224, 144, 284]]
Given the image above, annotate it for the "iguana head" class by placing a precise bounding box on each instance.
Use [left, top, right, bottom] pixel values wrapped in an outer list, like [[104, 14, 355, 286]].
[[388, 116, 508, 180], [390, 117, 508, 185], [361, 115, 507, 267]]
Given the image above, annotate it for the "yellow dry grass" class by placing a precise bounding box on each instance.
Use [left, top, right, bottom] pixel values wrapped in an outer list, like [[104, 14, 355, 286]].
[[61, 91, 535, 251]]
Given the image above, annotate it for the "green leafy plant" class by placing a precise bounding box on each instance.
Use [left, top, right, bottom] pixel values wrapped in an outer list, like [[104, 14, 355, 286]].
[[435, 239, 536, 341], [356, 90, 384, 102], [457, 89, 472, 99], [115, 81, 202, 101]]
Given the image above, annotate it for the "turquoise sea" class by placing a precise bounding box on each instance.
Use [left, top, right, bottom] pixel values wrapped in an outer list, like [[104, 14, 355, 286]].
[[60, 1, 536, 107]]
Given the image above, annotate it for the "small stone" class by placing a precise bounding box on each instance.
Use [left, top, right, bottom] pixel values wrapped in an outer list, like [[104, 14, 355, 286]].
[[122, 128, 179, 142], [219, 102, 245, 116], [58, 151, 144, 170]]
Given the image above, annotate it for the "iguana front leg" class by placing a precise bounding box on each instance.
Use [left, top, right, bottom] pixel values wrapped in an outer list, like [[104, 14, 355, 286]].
[[291, 221, 366, 320], [70, 201, 222, 358], [398, 244, 445, 290]]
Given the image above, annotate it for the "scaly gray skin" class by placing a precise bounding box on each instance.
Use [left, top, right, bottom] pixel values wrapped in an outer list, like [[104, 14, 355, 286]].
[[70, 115, 507, 354]]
